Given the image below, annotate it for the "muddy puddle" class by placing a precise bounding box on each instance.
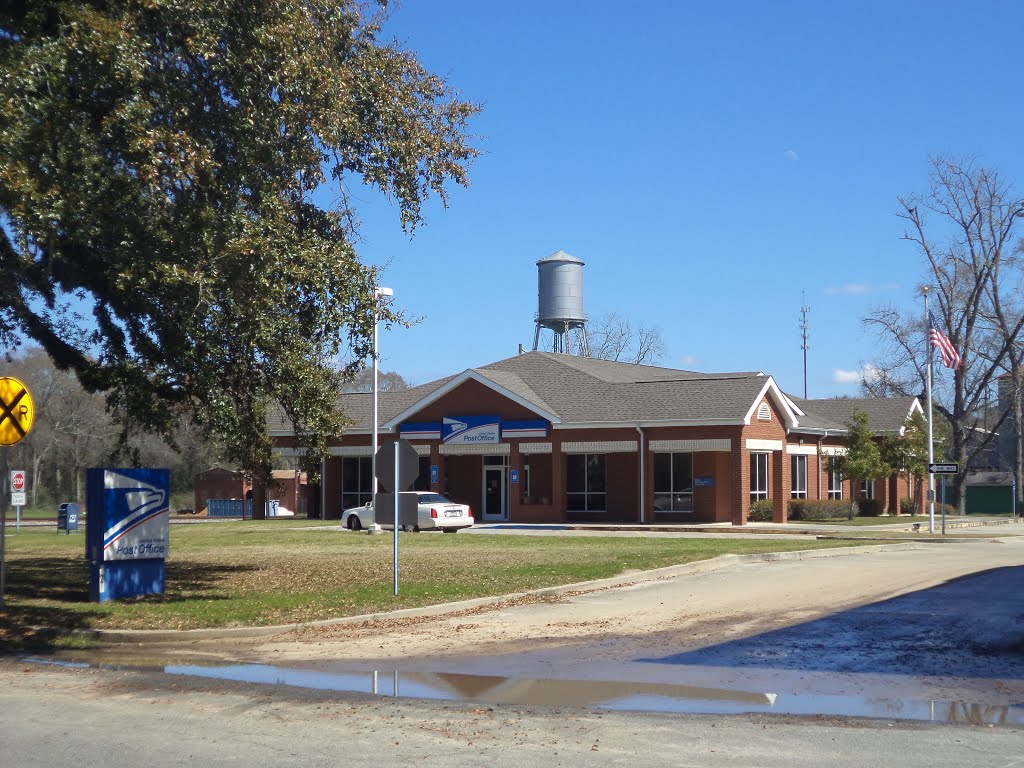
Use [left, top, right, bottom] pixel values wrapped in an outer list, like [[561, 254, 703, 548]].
[[22, 654, 1023, 726]]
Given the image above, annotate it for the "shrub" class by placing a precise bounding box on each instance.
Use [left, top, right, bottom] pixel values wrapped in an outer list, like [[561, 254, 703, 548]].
[[788, 499, 858, 520], [899, 497, 916, 515], [748, 499, 774, 522], [858, 498, 883, 517]]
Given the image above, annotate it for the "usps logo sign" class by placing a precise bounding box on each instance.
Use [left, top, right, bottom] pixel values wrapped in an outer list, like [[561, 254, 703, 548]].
[[99, 470, 169, 560], [442, 415, 500, 445], [86, 468, 170, 602]]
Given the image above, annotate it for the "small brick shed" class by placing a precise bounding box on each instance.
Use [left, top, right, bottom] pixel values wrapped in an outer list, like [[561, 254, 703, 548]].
[[194, 467, 306, 514]]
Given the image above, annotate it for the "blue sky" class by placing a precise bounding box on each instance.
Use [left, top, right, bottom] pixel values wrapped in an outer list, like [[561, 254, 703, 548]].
[[341, 0, 1024, 398]]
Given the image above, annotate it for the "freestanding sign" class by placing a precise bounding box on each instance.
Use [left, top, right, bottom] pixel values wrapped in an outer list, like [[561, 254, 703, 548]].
[[0, 377, 34, 608], [86, 468, 170, 602], [375, 439, 419, 596], [0, 377, 34, 446], [9, 470, 26, 526]]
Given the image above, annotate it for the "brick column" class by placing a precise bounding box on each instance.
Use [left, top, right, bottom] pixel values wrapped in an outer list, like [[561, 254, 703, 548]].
[[324, 456, 342, 519], [772, 450, 789, 523], [509, 443, 521, 522], [732, 438, 748, 525], [551, 440, 566, 523]]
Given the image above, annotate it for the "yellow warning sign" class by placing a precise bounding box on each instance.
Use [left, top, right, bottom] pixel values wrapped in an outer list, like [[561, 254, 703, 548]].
[[0, 377, 34, 446]]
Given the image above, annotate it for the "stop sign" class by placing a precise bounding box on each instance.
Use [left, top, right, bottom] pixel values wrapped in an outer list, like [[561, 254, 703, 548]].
[[375, 439, 420, 492], [11, 470, 25, 492]]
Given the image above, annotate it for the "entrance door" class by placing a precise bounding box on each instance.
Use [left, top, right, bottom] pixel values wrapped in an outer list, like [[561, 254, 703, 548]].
[[482, 466, 508, 521]]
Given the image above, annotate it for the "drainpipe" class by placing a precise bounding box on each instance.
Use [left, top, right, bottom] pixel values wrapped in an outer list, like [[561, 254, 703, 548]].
[[636, 424, 645, 524]]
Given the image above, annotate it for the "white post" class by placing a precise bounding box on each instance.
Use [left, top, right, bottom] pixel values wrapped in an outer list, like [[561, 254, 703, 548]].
[[924, 287, 936, 534], [372, 286, 391, 532], [393, 440, 400, 596]]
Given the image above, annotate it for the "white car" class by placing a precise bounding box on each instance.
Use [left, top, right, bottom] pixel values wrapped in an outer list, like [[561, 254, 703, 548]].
[[343, 492, 474, 533]]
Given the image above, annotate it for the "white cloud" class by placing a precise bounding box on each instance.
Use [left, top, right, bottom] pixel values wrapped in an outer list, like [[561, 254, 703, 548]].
[[861, 364, 883, 384], [833, 368, 862, 384], [783, 149, 799, 161], [825, 283, 870, 296], [677, 355, 701, 368], [833, 364, 881, 386], [824, 282, 899, 296]]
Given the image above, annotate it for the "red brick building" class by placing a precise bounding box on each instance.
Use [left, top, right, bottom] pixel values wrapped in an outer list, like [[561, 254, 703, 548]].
[[194, 467, 306, 515], [271, 352, 923, 524]]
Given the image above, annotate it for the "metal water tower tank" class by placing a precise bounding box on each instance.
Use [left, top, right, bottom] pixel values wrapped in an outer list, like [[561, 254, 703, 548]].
[[532, 251, 590, 356]]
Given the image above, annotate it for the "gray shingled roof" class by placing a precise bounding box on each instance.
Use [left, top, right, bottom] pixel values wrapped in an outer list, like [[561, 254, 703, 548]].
[[269, 352, 918, 435], [788, 395, 920, 433]]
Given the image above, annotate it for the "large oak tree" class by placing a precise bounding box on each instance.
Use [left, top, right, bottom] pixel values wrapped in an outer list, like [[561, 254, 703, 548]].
[[0, 1, 478, 481]]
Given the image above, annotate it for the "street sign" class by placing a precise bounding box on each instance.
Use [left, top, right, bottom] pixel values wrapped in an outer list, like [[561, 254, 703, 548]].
[[928, 463, 959, 474], [375, 439, 419, 492], [0, 377, 34, 446], [10, 492, 25, 507], [11, 470, 26, 493]]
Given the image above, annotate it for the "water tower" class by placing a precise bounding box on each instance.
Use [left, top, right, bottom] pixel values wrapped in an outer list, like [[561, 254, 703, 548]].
[[532, 250, 590, 356]]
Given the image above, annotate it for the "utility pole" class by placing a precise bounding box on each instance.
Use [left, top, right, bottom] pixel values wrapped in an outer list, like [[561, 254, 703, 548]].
[[799, 292, 810, 399]]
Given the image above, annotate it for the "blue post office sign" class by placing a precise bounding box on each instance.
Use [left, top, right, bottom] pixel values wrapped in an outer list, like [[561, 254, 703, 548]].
[[86, 468, 170, 603]]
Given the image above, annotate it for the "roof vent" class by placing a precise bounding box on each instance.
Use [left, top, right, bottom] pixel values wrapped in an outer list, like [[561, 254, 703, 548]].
[[757, 402, 771, 421]]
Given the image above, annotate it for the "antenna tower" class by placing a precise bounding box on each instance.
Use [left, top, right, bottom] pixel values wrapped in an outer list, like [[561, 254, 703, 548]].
[[799, 292, 810, 398]]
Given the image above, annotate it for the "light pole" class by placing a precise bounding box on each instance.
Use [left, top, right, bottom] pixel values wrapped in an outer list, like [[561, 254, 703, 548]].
[[371, 286, 394, 500]]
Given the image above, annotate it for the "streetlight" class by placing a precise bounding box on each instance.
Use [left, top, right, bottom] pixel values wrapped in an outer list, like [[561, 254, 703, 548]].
[[371, 287, 394, 501]]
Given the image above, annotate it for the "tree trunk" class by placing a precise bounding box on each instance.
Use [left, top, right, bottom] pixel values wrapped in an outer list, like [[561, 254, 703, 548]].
[[1014, 371, 1023, 516], [251, 480, 267, 520], [31, 450, 42, 508]]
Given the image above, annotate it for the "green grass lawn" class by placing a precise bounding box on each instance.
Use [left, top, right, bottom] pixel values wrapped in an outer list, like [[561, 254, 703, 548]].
[[2, 505, 66, 520], [0, 520, 883, 650]]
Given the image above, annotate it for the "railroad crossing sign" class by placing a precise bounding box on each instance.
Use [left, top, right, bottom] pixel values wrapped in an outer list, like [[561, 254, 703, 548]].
[[0, 377, 34, 446]]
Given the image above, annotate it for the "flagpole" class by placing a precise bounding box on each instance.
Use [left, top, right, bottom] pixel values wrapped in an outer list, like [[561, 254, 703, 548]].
[[924, 287, 936, 534]]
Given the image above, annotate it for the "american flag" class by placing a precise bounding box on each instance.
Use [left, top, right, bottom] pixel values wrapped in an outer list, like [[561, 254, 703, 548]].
[[929, 311, 961, 370]]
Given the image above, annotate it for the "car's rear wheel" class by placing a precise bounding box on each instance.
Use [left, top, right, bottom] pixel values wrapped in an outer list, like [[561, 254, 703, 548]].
[[347, 515, 362, 531], [442, 528, 458, 533]]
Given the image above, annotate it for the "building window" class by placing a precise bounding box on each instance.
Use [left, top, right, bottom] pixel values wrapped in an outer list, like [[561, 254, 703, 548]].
[[566, 453, 606, 512], [654, 453, 693, 512], [341, 456, 373, 510], [790, 454, 807, 499], [827, 458, 843, 500], [414, 456, 431, 491], [750, 453, 769, 501], [860, 479, 875, 499]]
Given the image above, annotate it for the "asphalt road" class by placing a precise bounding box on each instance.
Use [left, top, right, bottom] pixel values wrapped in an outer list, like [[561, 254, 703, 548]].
[[2, 529, 1023, 766]]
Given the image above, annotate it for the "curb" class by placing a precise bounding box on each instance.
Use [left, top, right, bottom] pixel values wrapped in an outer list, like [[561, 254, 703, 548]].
[[89, 541, 930, 644]]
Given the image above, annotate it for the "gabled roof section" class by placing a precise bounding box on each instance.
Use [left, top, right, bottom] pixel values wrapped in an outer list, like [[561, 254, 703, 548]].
[[788, 395, 923, 434], [383, 368, 562, 429], [742, 377, 801, 428]]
